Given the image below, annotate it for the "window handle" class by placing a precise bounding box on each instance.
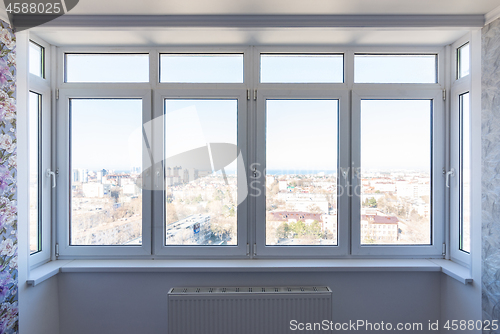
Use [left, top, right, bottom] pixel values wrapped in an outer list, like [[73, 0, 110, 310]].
[[156, 170, 160, 188], [445, 168, 455, 188], [46, 169, 56, 188]]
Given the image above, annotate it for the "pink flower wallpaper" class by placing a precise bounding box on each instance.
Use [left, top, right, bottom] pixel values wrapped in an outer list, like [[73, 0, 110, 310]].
[[0, 20, 17, 334]]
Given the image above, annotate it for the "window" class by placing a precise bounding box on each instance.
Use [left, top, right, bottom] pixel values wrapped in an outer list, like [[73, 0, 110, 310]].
[[457, 43, 470, 79], [164, 99, 238, 246], [354, 54, 437, 83], [29, 41, 44, 78], [359, 99, 432, 245], [65, 54, 150, 83], [29, 92, 41, 254], [160, 54, 244, 83], [69, 99, 143, 246], [450, 34, 472, 265], [260, 54, 343, 83], [28, 36, 51, 266], [265, 99, 338, 246], [459, 92, 471, 253], [22, 42, 471, 260]]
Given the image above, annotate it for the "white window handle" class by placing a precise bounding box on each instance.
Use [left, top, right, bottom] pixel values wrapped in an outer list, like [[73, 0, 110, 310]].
[[445, 168, 455, 188], [46, 169, 56, 188]]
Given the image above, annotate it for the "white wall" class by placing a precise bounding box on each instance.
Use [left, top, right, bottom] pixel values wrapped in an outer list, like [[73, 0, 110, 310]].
[[57, 271, 440, 334], [19, 277, 60, 334]]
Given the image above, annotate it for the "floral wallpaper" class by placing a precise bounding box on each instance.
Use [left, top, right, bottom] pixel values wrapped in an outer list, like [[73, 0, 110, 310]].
[[0, 20, 17, 334]]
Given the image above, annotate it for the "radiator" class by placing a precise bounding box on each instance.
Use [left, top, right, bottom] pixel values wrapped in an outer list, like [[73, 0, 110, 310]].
[[168, 286, 332, 334]]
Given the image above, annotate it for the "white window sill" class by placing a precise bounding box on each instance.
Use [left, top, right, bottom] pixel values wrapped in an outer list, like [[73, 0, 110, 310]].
[[27, 258, 472, 287]]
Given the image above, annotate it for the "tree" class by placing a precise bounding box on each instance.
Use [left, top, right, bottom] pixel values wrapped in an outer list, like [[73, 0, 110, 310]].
[[367, 198, 377, 208], [307, 220, 322, 238], [275, 222, 290, 239], [291, 220, 306, 237]]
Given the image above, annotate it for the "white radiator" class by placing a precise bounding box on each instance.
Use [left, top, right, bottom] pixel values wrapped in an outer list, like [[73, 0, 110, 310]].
[[168, 286, 332, 334]]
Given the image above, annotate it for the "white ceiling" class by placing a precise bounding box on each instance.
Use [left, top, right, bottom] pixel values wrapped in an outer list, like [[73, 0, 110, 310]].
[[33, 28, 471, 47], [65, 0, 500, 15], [10, 0, 500, 47]]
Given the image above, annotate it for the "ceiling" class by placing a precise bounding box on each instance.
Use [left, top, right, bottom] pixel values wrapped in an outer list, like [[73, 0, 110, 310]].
[[32, 28, 471, 47], [64, 0, 500, 16], [5, 0, 500, 46]]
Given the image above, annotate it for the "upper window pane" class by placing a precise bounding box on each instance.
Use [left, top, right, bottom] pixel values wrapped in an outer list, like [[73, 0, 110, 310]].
[[354, 54, 437, 83], [65, 54, 149, 83], [261, 54, 343, 83], [457, 43, 470, 79], [160, 54, 243, 83], [70, 99, 143, 245], [29, 92, 41, 254], [360, 100, 432, 245], [29, 41, 44, 78], [164, 99, 238, 246], [266, 100, 338, 246]]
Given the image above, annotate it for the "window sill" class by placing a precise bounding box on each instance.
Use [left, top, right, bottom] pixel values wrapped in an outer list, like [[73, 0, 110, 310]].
[[27, 258, 472, 287]]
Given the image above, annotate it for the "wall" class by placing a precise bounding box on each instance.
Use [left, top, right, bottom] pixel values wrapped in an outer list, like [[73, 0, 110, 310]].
[[0, 20, 18, 334], [482, 17, 500, 331], [58, 271, 440, 334]]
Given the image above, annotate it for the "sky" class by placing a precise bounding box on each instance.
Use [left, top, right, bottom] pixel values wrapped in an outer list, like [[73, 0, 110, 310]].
[[71, 99, 142, 171], [266, 99, 338, 171], [61, 53, 437, 172], [361, 99, 431, 171]]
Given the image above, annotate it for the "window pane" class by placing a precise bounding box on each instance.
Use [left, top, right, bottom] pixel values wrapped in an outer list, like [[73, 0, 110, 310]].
[[460, 92, 471, 253], [261, 54, 343, 83], [70, 99, 143, 245], [165, 100, 238, 245], [65, 54, 149, 83], [458, 43, 470, 79], [160, 54, 243, 83], [29, 92, 41, 254], [354, 55, 437, 83], [29, 41, 44, 77], [360, 100, 431, 245], [266, 100, 338, 246]]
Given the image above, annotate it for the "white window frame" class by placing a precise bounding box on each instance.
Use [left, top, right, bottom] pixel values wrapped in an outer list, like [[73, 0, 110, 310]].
[[254, 88, 350, 257], [153, 89, 249, 258], [55, 88, 152, 258], [42, 44, 467, 260], [28, 34, 52, 267], [351, 89, 445, 257], [449, 33, 473, 266]]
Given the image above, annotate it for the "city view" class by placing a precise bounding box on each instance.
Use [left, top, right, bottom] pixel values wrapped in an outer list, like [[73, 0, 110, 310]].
[[71, 167, 143, 245], [67, 99, 433, 247], [360, 170, 430, 244]]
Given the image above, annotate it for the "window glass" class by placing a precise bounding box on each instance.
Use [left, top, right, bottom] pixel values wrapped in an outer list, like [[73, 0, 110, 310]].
[[29, 92, 41, 254], [354, 54, 437, 83], [460, 92, 470, 253], [70, 99, 143, 245], [266, 100, 338, 246], [65, 54, 149, 83], [457, 43, 470, 79], [261, 54, 343, 83], [164, 99, 238, 245], [29, 41, 44, 78], [360, 100, 432, 245], [160, 54, 243, 83]]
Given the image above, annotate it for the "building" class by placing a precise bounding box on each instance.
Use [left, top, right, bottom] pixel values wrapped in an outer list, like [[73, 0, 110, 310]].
[[361, 210, 399, 243]]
